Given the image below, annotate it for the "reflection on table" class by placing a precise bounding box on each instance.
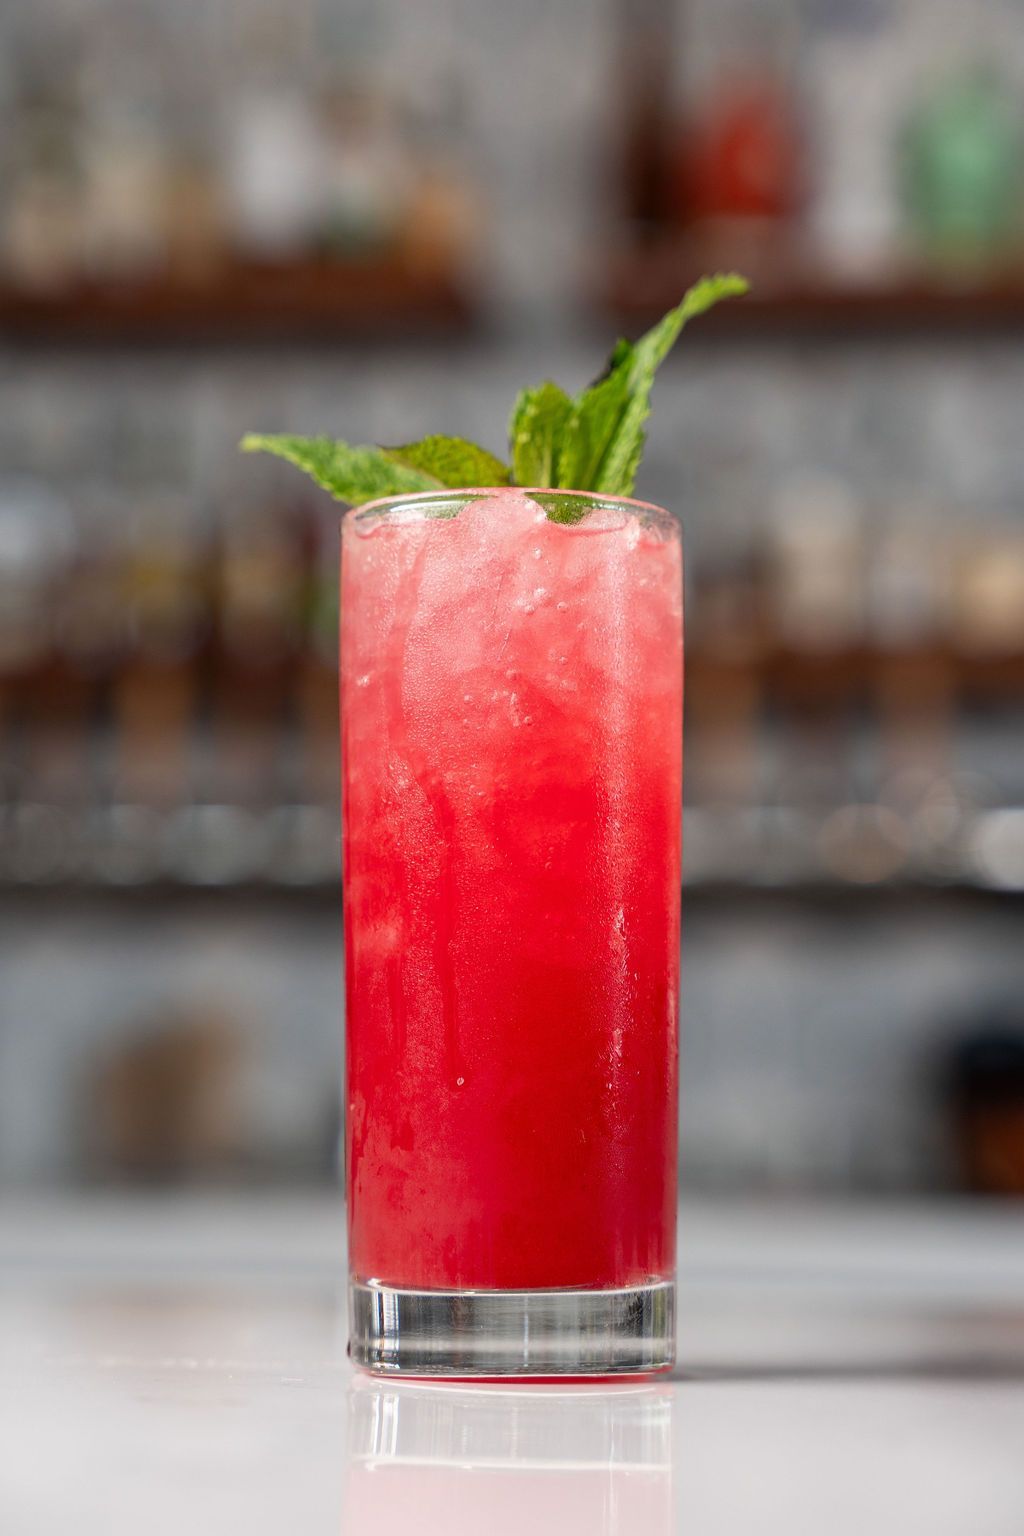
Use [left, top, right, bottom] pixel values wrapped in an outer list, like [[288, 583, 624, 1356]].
[[344, 1376, 672, 1536]]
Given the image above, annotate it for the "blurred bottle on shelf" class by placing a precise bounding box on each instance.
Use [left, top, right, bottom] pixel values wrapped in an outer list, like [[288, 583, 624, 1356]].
[[867, 505, 952, 651], [769, 473, 866, 652], [295, 508, 340, 810], [613, 0, 677, 230], [223, 96, 323, 261], [686, 521, 767, 811], [215, 0, 320, 262], [945, 1009, 1024, 1196], [0, 479, 75, 682], [56, 515, 131, 683], [683, 75, 805, 226], [89, 1004, 245, 1184], [868, 505, 955, 802], [2, 70, 83, 291], [0, 479, 78, 796], [0, 479, 83, 882], [317, 81, 412, 259], [77, 101, 171, 281], [400, 80, 480, 280], [900, 64, 1023, 277], [803, 0, 903, 279], [208, 498, 308, 810], [111, 500, 209, 812], [948, 517, 1024, 658], [768, 474, 865, 809], [677, 3, 806, 268]]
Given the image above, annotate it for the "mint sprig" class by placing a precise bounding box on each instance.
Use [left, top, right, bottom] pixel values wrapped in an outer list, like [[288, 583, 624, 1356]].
[[242, 273, 748, 506]]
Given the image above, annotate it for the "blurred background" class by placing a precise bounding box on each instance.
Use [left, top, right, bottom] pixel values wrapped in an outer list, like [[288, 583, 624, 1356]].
[[1, 0, 1022, 1200]]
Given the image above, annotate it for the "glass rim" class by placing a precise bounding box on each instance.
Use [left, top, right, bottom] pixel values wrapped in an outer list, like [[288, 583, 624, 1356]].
[[346, 486, 678, 531]]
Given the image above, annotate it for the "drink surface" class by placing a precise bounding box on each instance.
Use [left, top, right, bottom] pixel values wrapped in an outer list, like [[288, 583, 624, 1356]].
[[341, 490, 682, 1291]]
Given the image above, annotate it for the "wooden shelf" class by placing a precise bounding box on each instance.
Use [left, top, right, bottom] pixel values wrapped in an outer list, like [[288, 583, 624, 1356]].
[[688, 644, 1024, 702], [0, 255, 476, 346], [0, 875, 1017, 900], [2, 642, 1019, 712], [601, 238, 1024, 339]]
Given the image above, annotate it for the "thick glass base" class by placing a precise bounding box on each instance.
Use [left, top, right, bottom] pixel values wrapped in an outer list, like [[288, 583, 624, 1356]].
[[349, 1279, 675, 1377]]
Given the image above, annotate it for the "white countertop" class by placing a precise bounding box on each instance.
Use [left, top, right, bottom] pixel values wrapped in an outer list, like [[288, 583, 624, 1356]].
[[2, 1195, 1023, 1534]]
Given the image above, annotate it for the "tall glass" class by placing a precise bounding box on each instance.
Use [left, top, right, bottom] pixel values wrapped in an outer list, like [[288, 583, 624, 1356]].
[[341, 488, 682, 1376]]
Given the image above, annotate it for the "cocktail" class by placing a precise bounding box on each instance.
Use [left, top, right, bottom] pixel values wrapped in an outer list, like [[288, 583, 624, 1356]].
[[342, 487, 681, 1372], [244, 273, 747, 1375]]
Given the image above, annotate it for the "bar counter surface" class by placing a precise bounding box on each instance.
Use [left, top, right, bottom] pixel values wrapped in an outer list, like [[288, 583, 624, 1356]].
[[1, 1195, 1021, 1533]]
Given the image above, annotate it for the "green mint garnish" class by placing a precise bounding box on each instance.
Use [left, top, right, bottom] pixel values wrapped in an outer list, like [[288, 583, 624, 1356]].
[[382, 435, 511, 489], [242, 274, 748, 506], [591, 271, 751, 496], [240, 433, 509, 502], [241, 432, 510, 501], [556, 366, 631, 494], [509, 381, 573, 487], [240, 435, 441, 502]]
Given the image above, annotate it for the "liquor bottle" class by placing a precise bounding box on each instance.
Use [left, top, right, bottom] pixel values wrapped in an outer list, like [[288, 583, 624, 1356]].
[[221, 3, 324, 261], [110, 499, 208, 812], [768, 474, 865, 814], [0, 479, 79, 880], [686, 526, 766, 816], [679, 1, 806, 266], [296, 503, 340, 809], [685, 75, 805, 227], [900, 64, 1022, 275], [869, 504, 955, 822], [208, 497, 305, 810], [803, 0, 901, 278], [2, 70, 83, 291]]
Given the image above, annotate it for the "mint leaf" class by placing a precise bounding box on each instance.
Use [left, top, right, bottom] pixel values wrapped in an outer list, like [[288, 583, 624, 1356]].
[[633, 271, 750, 374], [384, 435, 510, 488], [240, 434, 440, 504], [509, 381, 572, 486], [594, 273, 749, 495], [556, 363, 631, 491], [596, 414, 647, 499], [558, 271, 750, 497]]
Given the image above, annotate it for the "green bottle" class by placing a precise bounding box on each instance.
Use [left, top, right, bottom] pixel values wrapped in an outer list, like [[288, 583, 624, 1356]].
[[901, 65, 1021, 271]]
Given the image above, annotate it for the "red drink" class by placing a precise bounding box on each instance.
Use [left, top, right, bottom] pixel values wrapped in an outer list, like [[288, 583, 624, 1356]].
[[342, 489, 682, 1374]]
